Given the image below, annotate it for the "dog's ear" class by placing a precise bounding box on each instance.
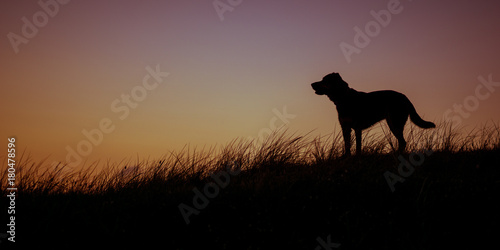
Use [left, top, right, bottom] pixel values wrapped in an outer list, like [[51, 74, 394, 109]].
[[340, 79, 348, 89], [334, 73, 349, 89], [325, 72, 340, 81]]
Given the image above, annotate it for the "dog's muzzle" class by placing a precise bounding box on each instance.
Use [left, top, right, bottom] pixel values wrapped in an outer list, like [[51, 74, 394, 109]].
[[311, 82, 324, 95]]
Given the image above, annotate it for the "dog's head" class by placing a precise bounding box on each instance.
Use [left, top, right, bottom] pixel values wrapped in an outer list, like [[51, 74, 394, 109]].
[[311, 72, 349, 96]]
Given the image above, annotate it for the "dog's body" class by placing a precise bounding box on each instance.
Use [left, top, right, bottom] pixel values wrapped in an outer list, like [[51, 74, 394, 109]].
[[311, 72, 435, 156]]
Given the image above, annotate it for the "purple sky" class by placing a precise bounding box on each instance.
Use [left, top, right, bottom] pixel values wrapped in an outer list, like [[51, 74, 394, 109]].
[[1, 0, 499, 167]]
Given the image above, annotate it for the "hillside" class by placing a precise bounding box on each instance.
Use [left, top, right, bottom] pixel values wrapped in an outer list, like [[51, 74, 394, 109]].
[[1, 124, 499, 249]]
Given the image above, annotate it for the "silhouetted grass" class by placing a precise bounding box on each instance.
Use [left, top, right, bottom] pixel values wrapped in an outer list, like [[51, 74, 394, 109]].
[[1, 123, 499, 249]]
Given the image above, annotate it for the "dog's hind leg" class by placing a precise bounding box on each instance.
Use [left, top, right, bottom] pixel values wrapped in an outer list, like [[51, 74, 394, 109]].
[[395, 130, 406, 153], [355, 129, 362, 155], [387, 116, 407, 153]]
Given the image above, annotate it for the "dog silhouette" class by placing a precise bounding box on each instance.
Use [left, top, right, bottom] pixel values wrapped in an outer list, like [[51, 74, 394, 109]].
[[311, 72, 435, 156]]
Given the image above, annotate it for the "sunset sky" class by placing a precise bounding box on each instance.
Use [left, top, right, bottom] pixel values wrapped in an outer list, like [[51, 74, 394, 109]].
[[1, 0, 499, 169]]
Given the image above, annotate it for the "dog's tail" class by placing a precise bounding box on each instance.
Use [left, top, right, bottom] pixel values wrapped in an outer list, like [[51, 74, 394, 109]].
[[409, 103, 435, 129]]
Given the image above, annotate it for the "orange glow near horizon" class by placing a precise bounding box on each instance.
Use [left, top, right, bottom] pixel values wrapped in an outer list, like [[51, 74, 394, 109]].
[[1, 0, 499, 169]]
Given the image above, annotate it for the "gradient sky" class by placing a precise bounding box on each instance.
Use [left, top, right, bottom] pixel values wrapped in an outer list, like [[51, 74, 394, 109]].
[[1, 0, 499, 169]]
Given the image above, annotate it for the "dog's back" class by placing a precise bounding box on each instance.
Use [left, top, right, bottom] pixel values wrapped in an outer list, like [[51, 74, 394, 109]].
[[336, 89, 411, 130]]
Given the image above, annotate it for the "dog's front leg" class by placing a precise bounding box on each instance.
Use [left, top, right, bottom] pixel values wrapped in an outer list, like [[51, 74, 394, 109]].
[[355, 129, 362, 155], [342, 126, 351, 157]]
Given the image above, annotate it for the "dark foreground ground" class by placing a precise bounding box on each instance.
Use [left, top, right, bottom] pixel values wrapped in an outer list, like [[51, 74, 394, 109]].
[[3, 148, 500, 249]]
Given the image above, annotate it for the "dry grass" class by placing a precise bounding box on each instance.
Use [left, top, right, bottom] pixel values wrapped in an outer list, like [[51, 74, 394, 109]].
[[1, 122, 499, 248], [2, 122, 498, 196]]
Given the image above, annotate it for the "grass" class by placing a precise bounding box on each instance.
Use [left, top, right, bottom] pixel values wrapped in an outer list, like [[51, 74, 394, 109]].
[[1, 122, 500, 249]]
